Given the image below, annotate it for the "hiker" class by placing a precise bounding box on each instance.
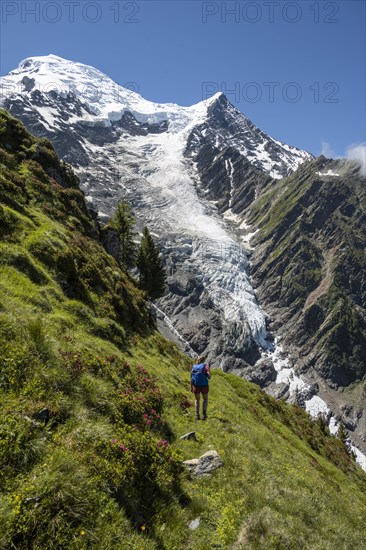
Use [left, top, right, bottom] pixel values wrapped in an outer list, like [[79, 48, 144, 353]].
[[191, 355, 211, 420]]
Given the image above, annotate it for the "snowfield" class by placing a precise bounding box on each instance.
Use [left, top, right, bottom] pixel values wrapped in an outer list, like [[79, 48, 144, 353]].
[[264, 342, 366, 472]]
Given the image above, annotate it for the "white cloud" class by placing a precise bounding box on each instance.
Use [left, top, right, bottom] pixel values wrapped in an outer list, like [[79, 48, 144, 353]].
[[320, 142, 337, 158], [320, 141, 366, 178], [346, 144, 366, 177]]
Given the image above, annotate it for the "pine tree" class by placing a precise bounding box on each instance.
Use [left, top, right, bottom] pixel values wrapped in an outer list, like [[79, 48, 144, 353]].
[[316, 414, 329, 435], [337, 422, 349, 445], [136, 227, 167, 300], [111, 200, 136, 269], [336, 422, 356, 460]]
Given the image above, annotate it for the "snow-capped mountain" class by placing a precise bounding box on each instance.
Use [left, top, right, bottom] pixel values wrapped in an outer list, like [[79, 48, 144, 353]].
[[0, 54, 312, 370]]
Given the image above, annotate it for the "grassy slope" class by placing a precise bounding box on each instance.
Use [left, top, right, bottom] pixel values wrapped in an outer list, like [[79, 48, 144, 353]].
[[0, 110, 366, 550]]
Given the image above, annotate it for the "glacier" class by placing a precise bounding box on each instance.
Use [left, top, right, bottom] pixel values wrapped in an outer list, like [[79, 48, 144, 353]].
[[264, 342, 366, 472]]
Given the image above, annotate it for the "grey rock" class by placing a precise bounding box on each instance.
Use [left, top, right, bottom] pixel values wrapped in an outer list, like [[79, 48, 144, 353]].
[[341, 404, 353, 415], [301, 383, 319, 401], [23, 415, 41, 427], [21, 76, 35, 92], [33, 408, 50, 424], [182, 458, 199, 473], [180, 432, 197, 441], [188, 518, 201, 530], [343, 419, 356, 432], [265, 382, 290, 400], [183, 450, 223, 477], [245, 358, 277, 388]]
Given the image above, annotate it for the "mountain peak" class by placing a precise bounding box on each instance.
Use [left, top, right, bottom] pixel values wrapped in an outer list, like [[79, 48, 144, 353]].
[[2, 56, 236, 136], [1, 54, 313, 171], [201, 91, 225, 104], [12, 54, 79, 75]]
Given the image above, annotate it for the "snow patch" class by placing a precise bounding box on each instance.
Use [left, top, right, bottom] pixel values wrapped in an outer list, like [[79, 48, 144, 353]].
[[316, 170, 340, 177], [225, 158, 234, 208], [263, 341, 366, 472], [222, 209, 241, 223]]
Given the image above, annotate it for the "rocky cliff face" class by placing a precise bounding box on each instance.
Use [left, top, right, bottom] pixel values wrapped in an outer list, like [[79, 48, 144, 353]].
[[241, 156, 366, 453]]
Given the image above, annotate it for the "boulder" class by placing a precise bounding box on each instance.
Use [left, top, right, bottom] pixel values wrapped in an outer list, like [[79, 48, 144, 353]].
[[180, 431, 197, 441], [182, 458, 199, 473], [265, 382, 289, 400], [33, 408, 50, 424], [188, 518, 201, 530], [183, 450, 223, 477], [245, 358, 277, 388]]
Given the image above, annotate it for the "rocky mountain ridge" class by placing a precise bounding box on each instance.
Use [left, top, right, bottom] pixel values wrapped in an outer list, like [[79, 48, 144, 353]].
[[244, 155, 366, 455]]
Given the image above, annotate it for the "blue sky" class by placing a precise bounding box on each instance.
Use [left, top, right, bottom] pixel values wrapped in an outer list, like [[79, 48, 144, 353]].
[[1, 0, 365, 156]]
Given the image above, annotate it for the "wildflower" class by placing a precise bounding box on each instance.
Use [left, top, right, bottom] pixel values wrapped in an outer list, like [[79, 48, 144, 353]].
[[80, 530, 86, 536], [141, 525, 146, 531]]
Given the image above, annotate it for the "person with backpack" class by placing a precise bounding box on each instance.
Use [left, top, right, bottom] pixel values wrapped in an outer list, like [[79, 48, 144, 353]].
[[191, 355, 211, 420]]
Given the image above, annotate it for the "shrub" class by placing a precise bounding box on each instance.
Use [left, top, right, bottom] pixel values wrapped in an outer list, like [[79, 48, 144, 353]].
[[0, 411, 48, 489]]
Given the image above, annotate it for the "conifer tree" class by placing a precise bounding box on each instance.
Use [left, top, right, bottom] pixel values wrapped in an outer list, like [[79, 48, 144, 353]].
[[136, 227, 167, 300], [336, 422, 356, 460], [316, 413, 329, 435], [111, 199, 136, 269], [337, 422, 349, 445]]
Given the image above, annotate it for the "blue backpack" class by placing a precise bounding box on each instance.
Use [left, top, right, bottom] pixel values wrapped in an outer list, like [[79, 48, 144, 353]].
[[191, 363, 208, 386]]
